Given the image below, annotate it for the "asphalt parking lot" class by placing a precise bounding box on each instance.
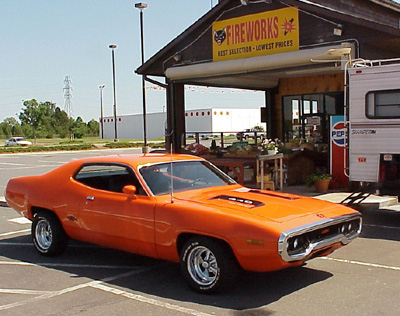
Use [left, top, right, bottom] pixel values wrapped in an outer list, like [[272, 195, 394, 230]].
[[1, 149, 399, 315]]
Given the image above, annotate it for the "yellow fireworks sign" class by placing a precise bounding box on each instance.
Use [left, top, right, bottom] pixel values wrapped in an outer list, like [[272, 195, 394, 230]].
[[212, 7, 299, 62]]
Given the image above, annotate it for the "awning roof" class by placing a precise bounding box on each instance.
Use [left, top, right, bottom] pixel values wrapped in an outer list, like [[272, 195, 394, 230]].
[[165, 42, 355, 89]]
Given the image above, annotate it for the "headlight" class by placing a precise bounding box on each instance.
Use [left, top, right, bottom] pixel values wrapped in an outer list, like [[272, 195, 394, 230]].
[[287, 235, 309, 254]]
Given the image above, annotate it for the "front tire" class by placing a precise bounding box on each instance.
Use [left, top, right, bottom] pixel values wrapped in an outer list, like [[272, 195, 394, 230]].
[[32, 211, 68, 256], [180, 236, 238, 293]]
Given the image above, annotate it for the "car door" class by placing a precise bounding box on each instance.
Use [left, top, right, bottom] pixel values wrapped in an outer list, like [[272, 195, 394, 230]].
[[74, 163, 157, 257]]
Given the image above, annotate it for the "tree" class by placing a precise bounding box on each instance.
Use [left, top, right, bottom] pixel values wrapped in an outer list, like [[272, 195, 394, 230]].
[[1, 117, 22, 137], [0, 121, 11, 137], [71, 116, 88, 139], [87, 119, 99, 136], [54, 108, 70, 138], [19, 99, 42, 141], [17, 99, 96, 140], [18, 99, 72, 139]]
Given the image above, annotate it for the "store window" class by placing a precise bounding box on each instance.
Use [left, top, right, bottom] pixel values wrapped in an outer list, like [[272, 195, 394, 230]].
[[282, 92, 344, 144]]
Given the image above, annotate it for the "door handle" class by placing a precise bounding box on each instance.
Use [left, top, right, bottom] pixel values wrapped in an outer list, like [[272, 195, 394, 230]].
[[86, 196, 95, 201]]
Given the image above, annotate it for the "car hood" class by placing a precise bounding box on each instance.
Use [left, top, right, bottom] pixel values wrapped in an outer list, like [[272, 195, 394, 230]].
[[173, 186, 348, 223]]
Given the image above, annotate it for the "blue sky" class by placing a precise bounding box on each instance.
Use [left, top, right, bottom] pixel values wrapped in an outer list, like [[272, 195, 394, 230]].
[[0, 0, 264, 123]]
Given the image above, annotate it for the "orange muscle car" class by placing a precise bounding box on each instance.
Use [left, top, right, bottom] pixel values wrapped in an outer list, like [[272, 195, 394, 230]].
[[5, 153, 362, 293]]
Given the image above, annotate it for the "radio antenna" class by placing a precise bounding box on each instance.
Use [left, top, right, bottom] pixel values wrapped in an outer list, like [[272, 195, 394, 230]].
[[169, 142, 174, 204]]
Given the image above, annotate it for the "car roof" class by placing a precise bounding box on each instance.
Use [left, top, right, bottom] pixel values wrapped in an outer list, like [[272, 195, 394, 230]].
[[71, 153, 203, 169]]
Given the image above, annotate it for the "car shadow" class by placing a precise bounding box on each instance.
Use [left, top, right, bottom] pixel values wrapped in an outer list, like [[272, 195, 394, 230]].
[[0, 234, 333, 311]]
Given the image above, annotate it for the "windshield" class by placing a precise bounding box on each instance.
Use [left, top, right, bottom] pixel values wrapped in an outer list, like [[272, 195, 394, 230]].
[[139, 160, 236, 196]]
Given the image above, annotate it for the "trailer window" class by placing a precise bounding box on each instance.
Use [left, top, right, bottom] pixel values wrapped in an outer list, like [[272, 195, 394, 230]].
[[366, 90, 400, 118]]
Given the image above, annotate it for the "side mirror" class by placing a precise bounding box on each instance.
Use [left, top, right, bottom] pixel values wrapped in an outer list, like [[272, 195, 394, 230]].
[[122, 185, 137, 195]]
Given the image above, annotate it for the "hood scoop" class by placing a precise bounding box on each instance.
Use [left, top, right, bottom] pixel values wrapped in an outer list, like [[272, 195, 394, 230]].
[[249, 189, 299, 200], [209, 195, 264, 208]]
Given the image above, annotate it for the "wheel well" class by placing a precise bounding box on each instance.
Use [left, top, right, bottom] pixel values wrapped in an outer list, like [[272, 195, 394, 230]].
[[176, 233, 238, 263], [31, 207, 55, 218]]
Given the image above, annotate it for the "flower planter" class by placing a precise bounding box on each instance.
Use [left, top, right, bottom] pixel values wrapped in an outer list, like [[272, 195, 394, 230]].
[[314, 178, 331, 193]]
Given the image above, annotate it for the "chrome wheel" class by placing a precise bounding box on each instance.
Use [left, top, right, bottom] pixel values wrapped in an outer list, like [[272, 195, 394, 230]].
[[32, 211, 68, 256], [187, 245, 219, 286], [181, 237, 238, 293], [35, 219, 53, 250]]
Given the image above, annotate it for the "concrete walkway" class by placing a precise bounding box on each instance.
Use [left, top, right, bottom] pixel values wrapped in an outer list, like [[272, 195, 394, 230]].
[[284, 185, 399, 211]]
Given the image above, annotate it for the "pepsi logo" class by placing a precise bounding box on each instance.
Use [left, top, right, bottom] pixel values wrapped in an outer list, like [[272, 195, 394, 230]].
[[331, 122, 345, 147]]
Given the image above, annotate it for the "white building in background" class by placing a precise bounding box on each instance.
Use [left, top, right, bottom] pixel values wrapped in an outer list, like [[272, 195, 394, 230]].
[[102, 112, 166, 140], [101, 108, 264, 140]]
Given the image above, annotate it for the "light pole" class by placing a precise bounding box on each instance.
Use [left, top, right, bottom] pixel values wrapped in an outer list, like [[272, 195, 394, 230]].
[[135, 2, 149, 153], [109, 44, 118, 142], [99, 85, 105, 139]]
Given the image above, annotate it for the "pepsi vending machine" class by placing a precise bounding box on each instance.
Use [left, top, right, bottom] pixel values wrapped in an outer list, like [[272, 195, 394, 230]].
[[330, 115, 348, 185]]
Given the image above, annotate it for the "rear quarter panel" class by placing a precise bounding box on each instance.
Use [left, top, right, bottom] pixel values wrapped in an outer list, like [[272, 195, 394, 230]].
[[5, 161, 85, 239]]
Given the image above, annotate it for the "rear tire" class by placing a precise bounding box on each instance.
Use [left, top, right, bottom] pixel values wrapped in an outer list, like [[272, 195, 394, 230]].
[[32, 211, 68, 257], [180, 236, 238, 293]]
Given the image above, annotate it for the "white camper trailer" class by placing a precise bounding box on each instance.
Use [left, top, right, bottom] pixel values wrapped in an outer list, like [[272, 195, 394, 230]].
[[348, 60, 400, 192]]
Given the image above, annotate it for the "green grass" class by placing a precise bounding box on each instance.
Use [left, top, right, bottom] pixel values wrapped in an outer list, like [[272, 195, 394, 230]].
[[0, 137, 165, 154], [0, 144, 95, 153]]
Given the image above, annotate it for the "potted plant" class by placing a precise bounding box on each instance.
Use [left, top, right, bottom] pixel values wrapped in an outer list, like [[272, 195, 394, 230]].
[[262, 138, 282, 155], [306, 168, 331, 193]]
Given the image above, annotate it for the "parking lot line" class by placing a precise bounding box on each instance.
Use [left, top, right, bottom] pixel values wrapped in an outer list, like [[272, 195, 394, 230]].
[[0, 281, 95, 311], [0, 229, 30, 237], [0, 242, 31, 246], [0, 260, 138, 270], [0, 266, 211, 316], [37, 160, 67, 164], [0, 162, 25, 166], [0, 164, 64, 170], [0, 269, 146, 312], [0, 289, 53, 295], [90, 282, 214, 316], [364, 223, 400, 230], [8, 217, 31, 224], [318, 256, 400, 271]]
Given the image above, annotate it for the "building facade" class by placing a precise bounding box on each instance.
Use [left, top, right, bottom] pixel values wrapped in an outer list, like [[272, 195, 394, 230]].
[[101, 108, 263, 139], [136, 0, 400, 152]]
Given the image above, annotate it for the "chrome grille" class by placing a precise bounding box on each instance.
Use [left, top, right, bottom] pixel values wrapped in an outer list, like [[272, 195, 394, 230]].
[[278, 214, 362, 262]]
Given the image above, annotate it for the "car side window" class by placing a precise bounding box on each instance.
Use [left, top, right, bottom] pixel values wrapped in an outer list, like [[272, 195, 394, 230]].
[[74, 164, 146, 195]]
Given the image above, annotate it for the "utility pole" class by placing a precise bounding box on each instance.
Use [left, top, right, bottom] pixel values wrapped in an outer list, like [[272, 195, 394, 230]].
[[135, 2, 149, 153], [109, 45, 118, 142], [63, 76, 73, 139], [99, 85, 105, 139]]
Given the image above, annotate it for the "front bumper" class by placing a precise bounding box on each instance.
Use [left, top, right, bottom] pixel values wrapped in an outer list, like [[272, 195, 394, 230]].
[[278, 213, 362, 262]]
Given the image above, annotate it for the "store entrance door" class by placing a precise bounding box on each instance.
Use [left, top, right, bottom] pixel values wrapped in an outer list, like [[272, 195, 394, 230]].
[[283, 92, 344, 145]]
